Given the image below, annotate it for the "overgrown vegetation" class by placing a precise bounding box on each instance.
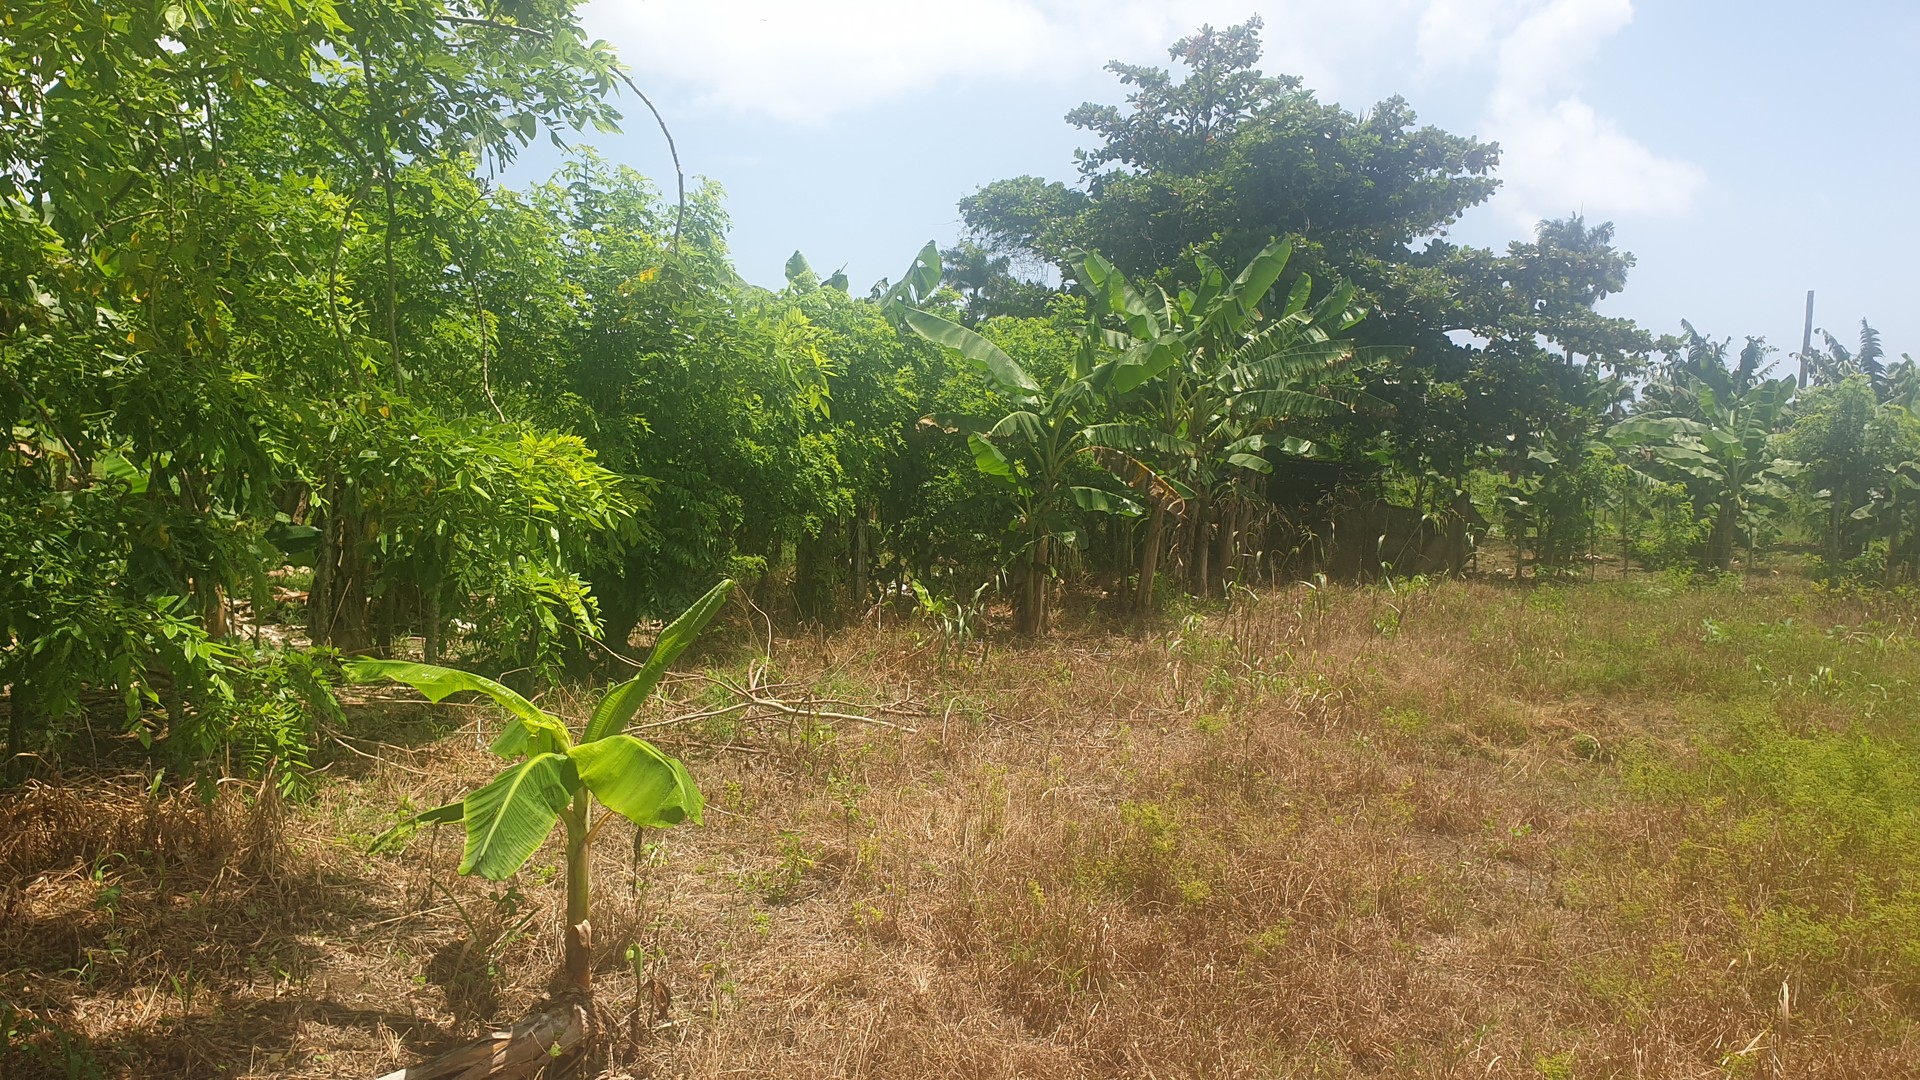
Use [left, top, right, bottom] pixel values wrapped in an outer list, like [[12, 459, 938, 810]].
[[5, 5, 1916, 781], [5, 3, 1919, 1077]]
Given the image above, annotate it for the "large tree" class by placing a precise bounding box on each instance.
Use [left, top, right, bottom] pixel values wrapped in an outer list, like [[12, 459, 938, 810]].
[[957, 18, 1649, 508], [960, 17, 1499, 288]]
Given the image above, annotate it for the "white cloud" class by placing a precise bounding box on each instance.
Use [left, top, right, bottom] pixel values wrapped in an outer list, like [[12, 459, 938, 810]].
[[1416, 0, 1530, 74], [1489, 0, 1632, 106], [585, 0, 1703, 222], [1481, 0, 1706, 224], [584, 0, 1436, 123], [1492, 97, 1707, 222], [584, 0, 1249, 123]]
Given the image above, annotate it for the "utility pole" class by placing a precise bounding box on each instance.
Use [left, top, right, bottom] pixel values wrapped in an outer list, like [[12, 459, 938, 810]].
[[1798, 289, 1815, 389]]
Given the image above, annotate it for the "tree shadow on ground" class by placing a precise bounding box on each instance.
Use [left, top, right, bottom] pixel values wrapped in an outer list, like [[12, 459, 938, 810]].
[[0, 778, 470, 1079]]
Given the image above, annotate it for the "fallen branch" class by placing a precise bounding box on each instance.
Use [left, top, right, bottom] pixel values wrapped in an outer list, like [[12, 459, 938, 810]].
[[330, 735, 432, 777], [648, 663, 925, 735], [372, 999, 588, 1080], [706, 667, 920, 733], [739, 696, 918, 733]]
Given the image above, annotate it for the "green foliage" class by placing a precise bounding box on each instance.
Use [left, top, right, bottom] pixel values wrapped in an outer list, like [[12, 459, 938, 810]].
[[1076, 239, 1375, 601], [196, 646, 345, 798], [5, 0, 1919, 827], [955, 18, 1646, 492], [1627, 483, 1710, 571], [1499, 438, 1618, 572], [1611, 329, 1798, 570], [1784, 376, 1920, 583], [0, 999, 101, 1080], [356, 580, 731, 984], [0, 0, 638, 783], [909, 575, 994, 663]]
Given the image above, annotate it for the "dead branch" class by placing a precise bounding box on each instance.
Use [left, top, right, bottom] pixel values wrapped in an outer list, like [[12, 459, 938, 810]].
[[371, 998, 587, 1079]]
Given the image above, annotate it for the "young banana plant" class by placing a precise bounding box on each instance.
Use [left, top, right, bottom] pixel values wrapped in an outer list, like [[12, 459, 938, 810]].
[[352, 579, 735, 991]]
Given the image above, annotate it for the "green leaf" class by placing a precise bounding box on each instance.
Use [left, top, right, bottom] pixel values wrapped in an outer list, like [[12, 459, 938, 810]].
[[902, 308, 1041, 398], [968, 434, 1022, 490], [1648, 445, 1716, 468], [1226, 453, 1273, 473], [1230, 388, 1358, 421], [343, 660, 571, 756], [264, 521, 321, 560], [460, 753, 579, 880], [1082, 422, 1196, 458], [1107, 341, 1176, 395], [1082, 253, 1161, 342], [880, 242, 942, 312], [902, 241, 941, 301], [1226, 238, 1292, 321], [1280, 272, 1313, 318], [569, 734, 704, 827], [585, 579, 736, 743], [987, 411, 1045, 444], [368, 801, 463, 855], [91, 451, 148, 493], [1607, 416, 1698, 444], [1070, 486, 1142, 516], [783, 250, 812, 285]]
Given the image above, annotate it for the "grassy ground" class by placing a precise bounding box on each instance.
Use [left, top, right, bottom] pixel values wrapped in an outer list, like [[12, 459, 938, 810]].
[[6, 572, 1920, 1078]]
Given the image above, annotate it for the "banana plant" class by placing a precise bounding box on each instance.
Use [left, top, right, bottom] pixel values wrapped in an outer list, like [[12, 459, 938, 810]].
[[1079, 240, 1378, 603], [1609, 373, 1797, 571], [884, 243, 1176, 634], [902, 315, 1143, 635], [879, 244, 1182, 630], [351, 579, 734, 991], [1850, 459, 1920, 584]]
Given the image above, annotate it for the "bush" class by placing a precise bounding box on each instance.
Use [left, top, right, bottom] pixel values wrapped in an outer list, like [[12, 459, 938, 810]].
[[1631, 484, 1709, 570]]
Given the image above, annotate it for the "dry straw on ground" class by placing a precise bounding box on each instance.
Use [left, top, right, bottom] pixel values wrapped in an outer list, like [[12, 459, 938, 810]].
[[4, 577, 1919, 1078]]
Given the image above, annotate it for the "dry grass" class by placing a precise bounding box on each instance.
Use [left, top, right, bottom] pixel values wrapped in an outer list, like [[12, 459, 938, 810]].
[[6, 575, 1920, 1078]]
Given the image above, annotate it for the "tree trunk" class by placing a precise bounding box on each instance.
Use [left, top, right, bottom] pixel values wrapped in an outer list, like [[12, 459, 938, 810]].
[[309, 482, 371, 651], [1135, 503, 1167, 613], [1035, 535, 1050, 635], [1213, 500, 1236, 596], [1192, 502, 1213, 599], [563, 794, 592, 993], [597, 566, 643, 658], [794, 527, 830, 622], [851, 510, 869, 615], [4, 679, 23, 786], [196, 577, 229, 639], [1620, 493, 1633, 574], [423, 589, 442, 665], [1704, 501, 1738, 572], [757, 530, 782, 611], [1015, 536, 1048, 636], [1824, 498, 1843, 580], [309, 483, 335, 644]]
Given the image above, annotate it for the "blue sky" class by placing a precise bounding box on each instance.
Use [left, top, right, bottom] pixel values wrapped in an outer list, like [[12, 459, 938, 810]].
[[516, 1, 1919, 369]]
